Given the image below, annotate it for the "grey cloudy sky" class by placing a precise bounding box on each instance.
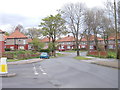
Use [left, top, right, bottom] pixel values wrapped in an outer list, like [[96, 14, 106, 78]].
[[0, 0, 109, 32]]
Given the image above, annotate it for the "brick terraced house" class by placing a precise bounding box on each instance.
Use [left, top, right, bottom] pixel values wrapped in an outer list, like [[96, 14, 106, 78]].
[[5, 27, 28, 50], [80, 35, 104, 50], [0, 30, 5, 57], [57, 35, 75, 51], [40, 37, 52, 49], [108, 33, 120, 49], [57, 35, 104, 51]]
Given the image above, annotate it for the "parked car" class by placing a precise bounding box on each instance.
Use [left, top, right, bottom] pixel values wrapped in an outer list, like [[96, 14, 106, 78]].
[[40, 52, 50, 59], [58, 49, 65, 51]]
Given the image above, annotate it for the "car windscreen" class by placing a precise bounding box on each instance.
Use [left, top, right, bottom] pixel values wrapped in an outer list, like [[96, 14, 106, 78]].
[[41, 53, 47, 56]]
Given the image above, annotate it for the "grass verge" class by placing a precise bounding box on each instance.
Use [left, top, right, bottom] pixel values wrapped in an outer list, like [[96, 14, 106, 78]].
[[64, 50, 76, 52], [74, 56, 92, 60], [7, 56, 40, 62]]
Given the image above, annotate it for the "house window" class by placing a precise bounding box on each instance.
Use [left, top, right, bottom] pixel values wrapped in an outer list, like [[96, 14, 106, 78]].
[[23, 40, 26, 44], [90, 45, 94, 49], [67, 46, 71, 49], [109, 45, 113, 49], [81, 45, 85, 48], [10, 46, 14, 50], [118, 40, 120, 43], [19, 46, 24, 50]]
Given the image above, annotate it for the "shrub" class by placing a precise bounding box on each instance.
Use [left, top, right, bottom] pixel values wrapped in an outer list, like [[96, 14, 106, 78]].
[[107, 51, 116, 58], [5, 48, 11, 51], [40, 49, 50, 53]]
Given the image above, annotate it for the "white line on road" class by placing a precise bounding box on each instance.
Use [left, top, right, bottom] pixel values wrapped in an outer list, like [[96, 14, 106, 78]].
[[39, 65, 47, 75], [32, 64, 39, 76]]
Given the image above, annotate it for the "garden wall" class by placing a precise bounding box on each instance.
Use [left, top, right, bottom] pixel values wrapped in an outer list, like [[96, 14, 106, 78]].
[[87, 51, 108, 58], [2, 53, 40, 59]]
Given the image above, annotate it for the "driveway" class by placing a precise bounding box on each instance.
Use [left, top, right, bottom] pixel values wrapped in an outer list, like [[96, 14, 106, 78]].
[[2, 52, 119, 88]]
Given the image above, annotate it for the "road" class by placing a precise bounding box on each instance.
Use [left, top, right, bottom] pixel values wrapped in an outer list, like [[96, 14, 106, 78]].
[[2, 52, 118, 88]]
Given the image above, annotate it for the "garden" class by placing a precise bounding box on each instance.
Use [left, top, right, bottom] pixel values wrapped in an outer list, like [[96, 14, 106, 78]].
[[3, 50, 40, 62]]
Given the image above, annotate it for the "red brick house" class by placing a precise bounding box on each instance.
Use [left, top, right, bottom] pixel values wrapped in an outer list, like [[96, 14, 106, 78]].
[[57, 35, 75, 50], [0, 30, 5, 56], [108, 33, 120, 49], [40, 37, 52, 49], [80, 35, 104, 50], [27, 38, 33, 50], [40, 37, 52, 43], [5, 28, 28, 50]]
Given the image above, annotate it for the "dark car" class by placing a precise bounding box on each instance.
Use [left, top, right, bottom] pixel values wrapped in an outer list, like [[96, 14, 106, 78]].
[[40, 52, 50, 59]]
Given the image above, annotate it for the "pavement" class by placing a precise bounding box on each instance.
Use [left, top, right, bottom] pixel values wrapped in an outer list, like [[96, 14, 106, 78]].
[[2, 52, 119, 88], [60, 51, 119, 69], [7, 58, 43, 65]]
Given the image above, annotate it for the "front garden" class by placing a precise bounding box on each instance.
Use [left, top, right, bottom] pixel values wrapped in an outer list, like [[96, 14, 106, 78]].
[[3, 50, 40, 61], [3, 49, 66, 62], [87, 51, 117, 59]]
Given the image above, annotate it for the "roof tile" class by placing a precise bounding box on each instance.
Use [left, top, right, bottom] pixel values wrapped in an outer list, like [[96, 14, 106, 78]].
[[7, 29, 27, 39]]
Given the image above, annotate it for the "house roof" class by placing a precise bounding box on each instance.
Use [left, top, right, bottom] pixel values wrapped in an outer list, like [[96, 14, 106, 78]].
[[3, 35, 8, 40], [40, 37, 52, 42], [27, 39, 33, 43], [81, 35, 103, 41], [81, 38, 87, 41], [108, 33, 120, 40], [57, 35, 75, 42], [7, 29, 27, 39], [89, 35, 103, 41], [0, 30, 5, 33]]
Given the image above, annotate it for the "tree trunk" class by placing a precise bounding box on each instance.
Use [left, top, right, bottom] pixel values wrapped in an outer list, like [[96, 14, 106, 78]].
[[93, 30, 98, 51], [87, 30, 90, 52], [117, 48, 120, 59], [76, 33, 80, 56]]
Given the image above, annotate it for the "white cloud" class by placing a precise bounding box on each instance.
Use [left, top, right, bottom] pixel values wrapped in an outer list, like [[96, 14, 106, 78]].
[[0, 0, 107, 32]]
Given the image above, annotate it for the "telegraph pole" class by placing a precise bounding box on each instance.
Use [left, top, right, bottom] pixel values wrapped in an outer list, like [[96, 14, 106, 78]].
[[114, 0, 119, 59]]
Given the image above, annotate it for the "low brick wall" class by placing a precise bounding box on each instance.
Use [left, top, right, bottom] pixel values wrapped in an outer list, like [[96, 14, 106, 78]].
[[17, 53, 40, 59], [2, 53, 14, 59], [2, 53, 40, 59], [88, 51, 108, 57]]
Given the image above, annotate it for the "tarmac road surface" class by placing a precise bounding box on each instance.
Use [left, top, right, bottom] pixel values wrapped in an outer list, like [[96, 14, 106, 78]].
[[2, 52, 119, 88]]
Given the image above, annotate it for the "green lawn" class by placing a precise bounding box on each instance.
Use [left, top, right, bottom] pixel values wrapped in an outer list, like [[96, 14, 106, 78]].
[[64, 50, 76, 52], [74, 56, 92, 60], [56, 53, 65, 56], [107, 51, 116, 58], [7, 56, 40, 62], [7, 59, 20, 62]]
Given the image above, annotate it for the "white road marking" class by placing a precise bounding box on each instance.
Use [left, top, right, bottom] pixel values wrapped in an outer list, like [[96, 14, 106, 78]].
[[39, 65, 47, 75], [32, 64, 39, 75], [38, 65, 61, 86]]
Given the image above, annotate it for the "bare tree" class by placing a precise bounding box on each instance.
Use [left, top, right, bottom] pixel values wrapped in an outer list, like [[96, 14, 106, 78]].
[[117, 0, 120, 59], [84, 8, 94, 52], [61, 3, 86, 56], [87, 8, 104, 51], [100, 13, 114, 50], [26, 27, 42, 39]]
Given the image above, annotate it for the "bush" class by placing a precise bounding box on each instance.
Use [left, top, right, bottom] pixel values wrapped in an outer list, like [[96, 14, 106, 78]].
[[72, 49, 80, 51], [107, 51, 116, 58], [5, 48, 11, 51], [39, 49, 50, 53]]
